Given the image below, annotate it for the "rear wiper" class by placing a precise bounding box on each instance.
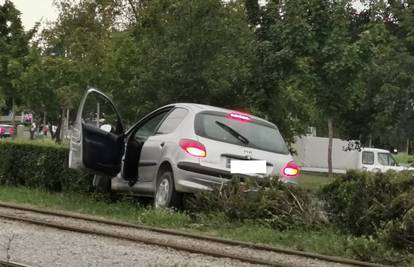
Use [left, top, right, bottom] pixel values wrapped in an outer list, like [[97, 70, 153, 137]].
[[215, 121, 249, 145]]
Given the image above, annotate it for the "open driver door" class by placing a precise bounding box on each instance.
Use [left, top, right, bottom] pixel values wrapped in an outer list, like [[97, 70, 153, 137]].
[[69, 88, 124, 177]]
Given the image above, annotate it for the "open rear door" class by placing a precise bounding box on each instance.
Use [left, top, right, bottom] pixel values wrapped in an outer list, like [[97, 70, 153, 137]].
[[69, 88, 124, 176]]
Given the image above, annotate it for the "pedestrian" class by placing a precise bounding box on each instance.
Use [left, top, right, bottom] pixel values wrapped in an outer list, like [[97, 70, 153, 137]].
[[30, 122, 36, 140], [51, 124, 57, 140], [43, 124, 49, 136]]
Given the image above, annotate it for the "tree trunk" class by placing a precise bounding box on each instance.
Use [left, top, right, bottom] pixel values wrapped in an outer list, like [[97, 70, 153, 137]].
[[328, 117, 333, 178], [55, 109, 64, 144], [11, 97, 16, 128], [407, 138, 410, 154], [62, 108, 70, 140], [66, 108, 70, 131]]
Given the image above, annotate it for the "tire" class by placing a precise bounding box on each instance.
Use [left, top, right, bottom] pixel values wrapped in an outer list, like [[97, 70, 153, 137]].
[[154, 170, 182, 208]]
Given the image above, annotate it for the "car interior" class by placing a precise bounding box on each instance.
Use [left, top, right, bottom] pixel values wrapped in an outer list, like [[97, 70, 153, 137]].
[[121, 109, 171, 185]]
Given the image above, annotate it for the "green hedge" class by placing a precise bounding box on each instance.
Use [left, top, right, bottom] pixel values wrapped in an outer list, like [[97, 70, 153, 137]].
[[320, 170, 414, 250], [0, 141, 93, 193], [186, 178, 325, 230]]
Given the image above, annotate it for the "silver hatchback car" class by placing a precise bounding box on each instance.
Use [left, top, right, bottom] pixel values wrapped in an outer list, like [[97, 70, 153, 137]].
[[69, 89, 300, 208]]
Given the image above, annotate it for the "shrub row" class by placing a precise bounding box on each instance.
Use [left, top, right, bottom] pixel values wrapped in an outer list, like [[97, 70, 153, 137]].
[[0, 141, 93, 193], [3, 141, 413, 256], [186, 178, 325, 230], [320, 170, 414, 251], [0, 141, 324, 231]]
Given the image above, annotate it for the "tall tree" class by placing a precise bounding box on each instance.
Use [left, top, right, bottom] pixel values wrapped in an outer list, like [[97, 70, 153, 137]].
[[0, 0, 31, 126], [339, 1, 414, 152], [109, 0, 255, 123], [247, 0, 378, 176], [24, 0, 120, 140], [245, 0, 319, 144]]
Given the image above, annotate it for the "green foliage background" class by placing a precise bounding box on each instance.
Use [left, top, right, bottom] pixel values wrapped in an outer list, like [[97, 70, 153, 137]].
[[4, 0, 414, 147]]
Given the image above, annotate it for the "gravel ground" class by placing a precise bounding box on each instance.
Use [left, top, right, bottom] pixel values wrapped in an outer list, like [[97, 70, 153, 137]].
[[0, 206, 355, 267], [0, 219, 260, 267]]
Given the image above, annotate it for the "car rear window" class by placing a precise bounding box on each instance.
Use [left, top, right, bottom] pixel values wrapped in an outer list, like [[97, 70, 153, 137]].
[[195, 112, 289, 154]]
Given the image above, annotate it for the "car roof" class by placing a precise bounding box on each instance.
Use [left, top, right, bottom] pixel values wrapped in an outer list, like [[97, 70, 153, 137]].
[[362, 147, 390, 153], [170, 103, 276, 127]]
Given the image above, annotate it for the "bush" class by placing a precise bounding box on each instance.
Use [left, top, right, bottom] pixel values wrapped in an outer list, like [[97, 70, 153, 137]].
[[186, 177, 324, 230], [344, 234, 409, 264], [320, 170, 414, 251], [385, 199, 414, 251], [0, 141, 93, 193]]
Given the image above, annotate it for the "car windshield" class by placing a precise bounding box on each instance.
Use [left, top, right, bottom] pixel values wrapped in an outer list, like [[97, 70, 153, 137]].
[[195, 112, 289, 154], [378, 152, 397, 166]]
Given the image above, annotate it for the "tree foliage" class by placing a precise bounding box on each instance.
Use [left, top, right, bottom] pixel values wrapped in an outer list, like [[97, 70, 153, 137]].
[[1, 0, 414, 149], [0, 0, 32, 118]]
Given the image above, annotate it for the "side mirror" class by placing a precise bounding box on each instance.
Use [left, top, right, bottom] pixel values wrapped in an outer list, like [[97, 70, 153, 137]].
[[100, 124, 112, 133]]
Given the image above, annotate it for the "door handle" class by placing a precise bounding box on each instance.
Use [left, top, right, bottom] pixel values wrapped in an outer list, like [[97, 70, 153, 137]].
[[160, 142, 165, 148]]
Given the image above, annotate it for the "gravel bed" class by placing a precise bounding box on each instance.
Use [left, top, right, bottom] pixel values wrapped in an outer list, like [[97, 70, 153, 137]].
[[0, 207, 354, 267], [0, 218, 260, 267]]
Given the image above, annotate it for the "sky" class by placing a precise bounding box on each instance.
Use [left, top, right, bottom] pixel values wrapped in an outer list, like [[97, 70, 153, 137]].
[[0, 0, 58, 30], [2, 0, 365, 31]]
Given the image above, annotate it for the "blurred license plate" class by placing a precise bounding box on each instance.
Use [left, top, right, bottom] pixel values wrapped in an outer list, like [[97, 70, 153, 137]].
[[230, 160, 266, 174]]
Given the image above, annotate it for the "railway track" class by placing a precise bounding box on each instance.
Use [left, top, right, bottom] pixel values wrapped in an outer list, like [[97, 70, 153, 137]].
[[0, 202, 390, 267], [0, 259, 30, 267]]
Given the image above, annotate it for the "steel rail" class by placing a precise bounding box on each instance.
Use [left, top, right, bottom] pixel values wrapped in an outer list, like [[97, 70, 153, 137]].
[[0, 212, 287, 267], [0, 201, 390, 267], [0, 260, 31, 267]]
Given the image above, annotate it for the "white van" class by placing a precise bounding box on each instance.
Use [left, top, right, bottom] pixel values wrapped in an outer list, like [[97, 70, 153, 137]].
[[292, 136, 412, 174], [359, 147, 408, 173]]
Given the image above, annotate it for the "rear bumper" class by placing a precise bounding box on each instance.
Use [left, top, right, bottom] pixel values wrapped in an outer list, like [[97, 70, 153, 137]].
[[174, 162, 231, 193], [177, 162, 232, 179], [174, 161, 296, 193]]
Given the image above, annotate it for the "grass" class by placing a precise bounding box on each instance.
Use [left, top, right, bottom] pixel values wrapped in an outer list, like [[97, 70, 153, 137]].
[[297, 172, 336, 192], [0, 185, 412, 265], [0, 186, 338, 250], [394, 152, 414, 165]]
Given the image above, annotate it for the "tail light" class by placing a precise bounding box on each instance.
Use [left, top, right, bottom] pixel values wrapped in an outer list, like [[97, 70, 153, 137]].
[[227, 112, 251, 122], [179, 139, 207, 158], [282, 161, 300, 177]]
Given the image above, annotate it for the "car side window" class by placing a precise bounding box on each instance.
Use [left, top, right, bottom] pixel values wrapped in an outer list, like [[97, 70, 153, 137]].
[[362, 151, 374, 165], [378, 152, 395, 166], [82, 92, 121, 134], [135, 111, 169, 140], [156, 108, 189, 134]]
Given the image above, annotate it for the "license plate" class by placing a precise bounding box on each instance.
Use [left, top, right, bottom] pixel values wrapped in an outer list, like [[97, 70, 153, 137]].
[[230, 160, 266, 174]]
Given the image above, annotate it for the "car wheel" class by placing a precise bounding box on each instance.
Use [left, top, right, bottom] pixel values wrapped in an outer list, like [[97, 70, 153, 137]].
[[154, 170, 181, 208]]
